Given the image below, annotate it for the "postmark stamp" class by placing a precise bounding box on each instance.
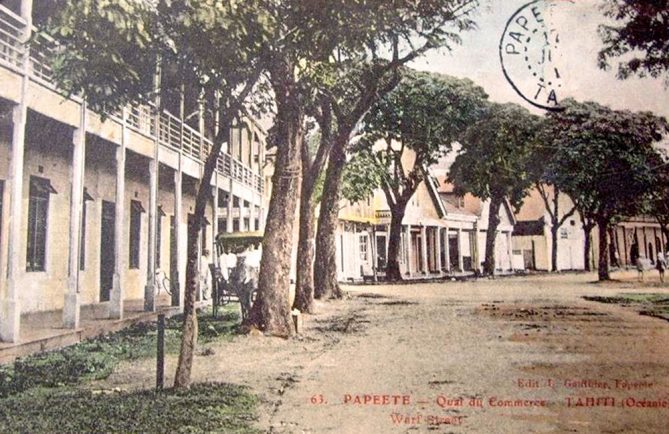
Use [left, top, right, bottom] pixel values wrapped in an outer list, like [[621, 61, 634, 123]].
[[499, 0, 573, 111]]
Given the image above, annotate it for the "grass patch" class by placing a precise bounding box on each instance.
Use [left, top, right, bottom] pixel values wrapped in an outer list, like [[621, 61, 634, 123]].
[[584, 293, 669, 321], [0, 306, 241, 397], [0, 383, 260, 433]]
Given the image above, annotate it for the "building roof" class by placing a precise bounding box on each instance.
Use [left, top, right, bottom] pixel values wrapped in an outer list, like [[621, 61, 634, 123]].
[[438, 193, 478, 217]]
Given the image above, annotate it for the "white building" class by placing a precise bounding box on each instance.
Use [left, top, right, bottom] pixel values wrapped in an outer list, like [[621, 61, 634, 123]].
[[0, 1, 267, 342]]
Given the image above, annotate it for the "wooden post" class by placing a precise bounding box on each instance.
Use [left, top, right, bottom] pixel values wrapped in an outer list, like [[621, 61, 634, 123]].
[[145, 62, 161, 312], [156, 313, 165, 390]]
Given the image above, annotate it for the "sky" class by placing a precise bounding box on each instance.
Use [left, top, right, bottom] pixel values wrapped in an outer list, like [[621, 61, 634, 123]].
[[410, 0, 669, 119]]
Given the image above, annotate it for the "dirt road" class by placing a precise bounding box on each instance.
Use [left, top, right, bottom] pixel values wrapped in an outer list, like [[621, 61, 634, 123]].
[[101, 272, 669, 433]]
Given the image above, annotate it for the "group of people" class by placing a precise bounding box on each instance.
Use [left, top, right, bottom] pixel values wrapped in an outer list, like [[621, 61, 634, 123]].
[[636, 252, 668, 283]]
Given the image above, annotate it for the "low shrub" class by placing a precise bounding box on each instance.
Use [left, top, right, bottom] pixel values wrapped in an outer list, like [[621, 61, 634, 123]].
[[0, 307, 241, 398]]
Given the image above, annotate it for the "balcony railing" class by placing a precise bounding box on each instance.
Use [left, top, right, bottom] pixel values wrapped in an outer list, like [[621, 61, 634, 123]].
[[0, 5, 263, 194], [375, 210, 392, 220]]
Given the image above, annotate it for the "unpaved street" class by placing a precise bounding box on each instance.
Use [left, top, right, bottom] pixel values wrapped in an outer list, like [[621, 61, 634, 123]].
[[100, 273, 669, 433]]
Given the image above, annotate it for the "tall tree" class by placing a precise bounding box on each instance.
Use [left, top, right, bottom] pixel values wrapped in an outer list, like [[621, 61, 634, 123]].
[[449, 103, 542, 276], [354, 71, 487, 281], [46, 0, 268, 388], [312, 0, 481, 299], [645, 165, 669, 250], [545, 99, 668, 281], [534, 185, 577, 272], [294, 112, 331, 314], [598, 0, 669, 85], [532, 138, 579, 273]]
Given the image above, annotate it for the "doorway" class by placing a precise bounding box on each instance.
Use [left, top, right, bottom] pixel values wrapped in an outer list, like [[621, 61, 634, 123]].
[[376, 234, 387, 270], [99, 201, 115, 302], [449, 235, 459, 270]]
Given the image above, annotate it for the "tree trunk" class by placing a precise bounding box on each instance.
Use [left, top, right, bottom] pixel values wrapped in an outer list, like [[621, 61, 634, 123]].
[[174, 121, 231, 388], [314, 137, 347, 299], [294, 105, 331, 314], [248, 68, 302, 337], [483, 195, 503, 276], [174, 218, 201, 388], [550, 221, 559, 273], [294, 178, 317, 313], [385, 207, 406, 281], [597, 217, 610, 281], [583, 225, 593, 272]]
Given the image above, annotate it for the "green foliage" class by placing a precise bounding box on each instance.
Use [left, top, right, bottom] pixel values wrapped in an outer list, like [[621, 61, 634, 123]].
[[44, 0, 268, 116], [0, 383, 259, 433], [448, 102, 543, 209], [12, 348, 116, 391], [341, 150, 384, 204], [644, 165, 669, 229], [543, 98, 669, 223], [357, 69, 488, 207], [598, 0, 669, 85], [0, 308, 240, 398]]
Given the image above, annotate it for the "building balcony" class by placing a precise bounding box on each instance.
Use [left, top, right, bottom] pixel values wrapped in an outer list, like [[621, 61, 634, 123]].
[[375, 210, 392, 221], [0, 5, 263, 194]]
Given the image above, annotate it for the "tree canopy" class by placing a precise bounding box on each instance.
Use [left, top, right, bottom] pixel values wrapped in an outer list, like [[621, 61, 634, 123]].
[[358, 70, 488, 207], [448, 102, 542, 275], [544, 98, 668, 279], [545, 99, 668, 223], [448, 102, 542, 209], [598, 0, 669, 84], [350, 70, 487, 280]]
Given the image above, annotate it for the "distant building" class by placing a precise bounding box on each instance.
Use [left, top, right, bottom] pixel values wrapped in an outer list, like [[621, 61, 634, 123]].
[[512, 186, 666, 271], [335, 149, 517, 282]]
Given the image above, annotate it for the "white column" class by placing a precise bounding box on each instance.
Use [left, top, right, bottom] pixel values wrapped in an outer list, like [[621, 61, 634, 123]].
[[226, 179, 234, 233], [436, 228, 442, 274], [457, 228, 464, 272], [110, 109, 128, 320], [63, 102, 87, 328], [444, 227, 451, 272], [507, 231, 513, 271], [1, 0, 33, 342], [406, 225, 413, 276], [173, 167, 184, 310], [238, 196, 244, 231], [420, 226, 428, 274], [472, 222, 479, 271], [252, 200, 258, 231], [212, 174, 219, 256]]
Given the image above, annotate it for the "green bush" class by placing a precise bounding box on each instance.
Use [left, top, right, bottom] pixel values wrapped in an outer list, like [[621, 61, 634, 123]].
[[0, 383, 260, 433]]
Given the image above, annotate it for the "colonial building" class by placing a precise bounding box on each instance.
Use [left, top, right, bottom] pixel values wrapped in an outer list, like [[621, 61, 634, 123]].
[[0, 1, 267, 342], [335, 168, 517, 282], [513, 188, 585, 271], [512, 187, 666, 271], [432, 175, 518, 274]]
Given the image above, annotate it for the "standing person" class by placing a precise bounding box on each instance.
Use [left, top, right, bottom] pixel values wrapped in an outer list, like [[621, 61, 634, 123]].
[[199, 249, 212, 300], [656, 252, 666, 283], [636, 255, 645, 282]]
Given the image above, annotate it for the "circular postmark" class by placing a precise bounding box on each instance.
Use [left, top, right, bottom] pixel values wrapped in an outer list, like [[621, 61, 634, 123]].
[[500, 0, 573, 111]]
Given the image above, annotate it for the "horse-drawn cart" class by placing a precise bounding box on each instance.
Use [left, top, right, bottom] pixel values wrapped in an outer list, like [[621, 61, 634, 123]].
[[211, 231, 263, 319]]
